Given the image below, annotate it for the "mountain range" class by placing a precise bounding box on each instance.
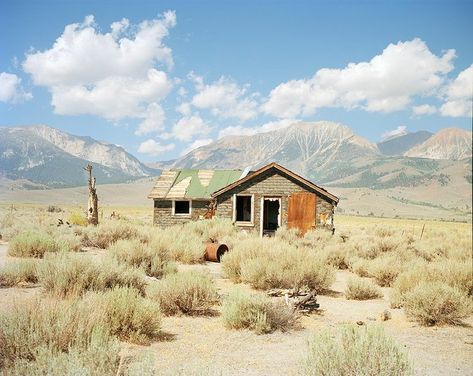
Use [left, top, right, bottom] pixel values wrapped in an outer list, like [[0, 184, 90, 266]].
[[0, 125, 158, 188], [153, 121, 472, 190], [0, 122, 471, 190]]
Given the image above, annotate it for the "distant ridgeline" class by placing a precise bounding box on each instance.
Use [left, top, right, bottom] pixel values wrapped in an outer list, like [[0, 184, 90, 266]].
[[0, 126, 159, 188]]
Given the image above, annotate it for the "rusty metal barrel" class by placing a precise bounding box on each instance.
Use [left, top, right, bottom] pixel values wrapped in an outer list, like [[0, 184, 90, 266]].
[[205, 242, 229, 262]]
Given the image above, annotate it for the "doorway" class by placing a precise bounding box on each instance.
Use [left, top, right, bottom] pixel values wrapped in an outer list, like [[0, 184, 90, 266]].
[[262, 197, 281, 236]]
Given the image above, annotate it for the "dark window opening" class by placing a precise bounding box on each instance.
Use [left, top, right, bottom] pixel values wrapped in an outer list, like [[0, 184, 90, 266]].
[[236, 196, 252, 222], [263, 198, 280, 234], [174, 200, 190, 215]]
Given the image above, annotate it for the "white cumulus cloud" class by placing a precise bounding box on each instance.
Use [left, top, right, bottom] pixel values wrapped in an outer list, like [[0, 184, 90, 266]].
[[381, 125, 408, 141], [218, 119, 297, 139], [137, 139, 175, 157], [171, 114, 212, 142], [190, 75, 259, 121], [22, 12, 176, 132], [262, 38, 455, 117], [412, 104, 437, 116], [135, 103, 166, 135], [440, 64, 473, 118], [0, 72, 32, 103], [180, 138, 213, 156]]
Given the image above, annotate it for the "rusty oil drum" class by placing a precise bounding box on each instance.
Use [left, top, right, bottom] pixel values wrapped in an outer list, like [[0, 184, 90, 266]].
[[205, 242, 229, 262]]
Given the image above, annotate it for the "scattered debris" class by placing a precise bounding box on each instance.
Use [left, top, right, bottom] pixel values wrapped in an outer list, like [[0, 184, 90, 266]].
[[268, 288, 320, 313], [356, 320, 365, 326]]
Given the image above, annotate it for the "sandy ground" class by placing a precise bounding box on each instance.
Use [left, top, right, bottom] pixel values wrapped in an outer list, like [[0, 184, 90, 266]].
[[0, 245, 472, 375]]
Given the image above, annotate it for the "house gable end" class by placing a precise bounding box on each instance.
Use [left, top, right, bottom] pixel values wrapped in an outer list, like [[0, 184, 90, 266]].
[[212, 163, 338, 204]]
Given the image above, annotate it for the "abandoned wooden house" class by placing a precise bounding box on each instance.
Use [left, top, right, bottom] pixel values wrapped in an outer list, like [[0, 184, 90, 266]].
[[148, 162, 339, 236]]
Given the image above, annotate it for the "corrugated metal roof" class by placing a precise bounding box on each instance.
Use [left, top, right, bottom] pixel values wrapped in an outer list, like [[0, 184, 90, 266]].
[[148, 169, 242, 199]]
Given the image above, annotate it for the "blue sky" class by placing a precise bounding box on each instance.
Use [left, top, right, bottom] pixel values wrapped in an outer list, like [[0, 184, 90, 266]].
[[1, 0, 472, 162]]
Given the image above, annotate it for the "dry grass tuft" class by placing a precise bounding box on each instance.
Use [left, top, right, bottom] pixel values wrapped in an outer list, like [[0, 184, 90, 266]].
[[0, 298, 105, 370], [0, 259, 39, 287], [304, 324, 411, 375], [108, 239, 177, 278], [345, 277, 383, 300], [40, 254, 146, 298], [403, 282, 472, 326], [79, 220, 140, 249], [84, 287, 162, 344], [8, 231, 60, 258], [222, 237, 335, 292], [147, 271, 218, 316], [222, 288, 298, 334]]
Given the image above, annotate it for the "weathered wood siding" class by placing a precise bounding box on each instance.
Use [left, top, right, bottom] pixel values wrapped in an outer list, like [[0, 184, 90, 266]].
[[153, 200, 210, 227], [215, 169, 334, 234]]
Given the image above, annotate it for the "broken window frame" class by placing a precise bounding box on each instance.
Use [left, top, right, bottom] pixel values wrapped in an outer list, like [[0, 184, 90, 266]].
[[233, 194, 254, 225], [172, 199, 192, 216]]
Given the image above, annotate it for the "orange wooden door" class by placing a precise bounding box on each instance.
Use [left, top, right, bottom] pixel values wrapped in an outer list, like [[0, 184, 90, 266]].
[[287, 192, 316, 235]]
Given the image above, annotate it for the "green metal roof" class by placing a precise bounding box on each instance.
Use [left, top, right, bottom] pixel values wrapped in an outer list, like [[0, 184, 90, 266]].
[[148, 169, 242, 199]]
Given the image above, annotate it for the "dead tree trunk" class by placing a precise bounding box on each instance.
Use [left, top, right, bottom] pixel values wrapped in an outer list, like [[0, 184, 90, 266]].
[[84, 164, 98, 226]]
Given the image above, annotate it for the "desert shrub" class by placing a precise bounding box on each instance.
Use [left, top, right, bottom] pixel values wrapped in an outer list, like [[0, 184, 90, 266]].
[[275, 226, 300, 245], [0, 211, 16, 228], [84, 287, 161, 344], [390, 259, 472, 308], [222, 288, 297, 334], [108, 239, 177, 278], [0, 298, 102, 369], [145, 226, 206, 264], [56, 232, 83, 252], [8, 230, 60, 258], [357, 237, 399, 259], [4, 329, 120, 376], [148, 271, 218, 315], [80, 220, 140, 248], [428, 260, 473, 296], [345, 277, 383, 300], [184, 217, 238, 242], [222, 238, 335, 292], [375, 226, 395, 238], [167, 231, 206, 264], [303, 228, 334, 246], [68, 211, 88, 226], [39, 254, 146, 298], [47, 205, 63, 213], [318, 244, 349, 269], [411, 239, 449, 261], [368, 255, 403, 287], [304, 324, 411, 375], [349, 256, 370, 277], [0, 259, 39, 287], [403, 282, 472, 326]]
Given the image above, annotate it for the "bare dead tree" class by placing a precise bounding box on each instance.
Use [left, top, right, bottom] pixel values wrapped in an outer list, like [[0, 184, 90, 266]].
[[84, 164, 98, 226]]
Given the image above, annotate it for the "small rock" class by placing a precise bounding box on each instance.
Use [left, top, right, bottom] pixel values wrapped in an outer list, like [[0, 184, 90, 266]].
[[356, 320, 365, 326], [378, 310, 392, 322]]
